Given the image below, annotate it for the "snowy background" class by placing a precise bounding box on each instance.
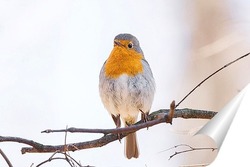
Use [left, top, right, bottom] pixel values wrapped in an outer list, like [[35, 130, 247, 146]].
[[0, 0, 250, 166]]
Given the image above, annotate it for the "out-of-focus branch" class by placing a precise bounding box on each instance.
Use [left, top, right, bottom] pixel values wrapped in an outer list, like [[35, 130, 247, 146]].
[[175, 52, 250, 108], [166, 144, 217, 160]]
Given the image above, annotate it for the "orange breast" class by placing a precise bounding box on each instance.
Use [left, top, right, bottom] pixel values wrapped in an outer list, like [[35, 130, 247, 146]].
[[104, 46, 143, 78]]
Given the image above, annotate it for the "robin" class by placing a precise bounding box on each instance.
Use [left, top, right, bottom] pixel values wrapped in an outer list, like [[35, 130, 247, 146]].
[[99, 33, 155, 159]]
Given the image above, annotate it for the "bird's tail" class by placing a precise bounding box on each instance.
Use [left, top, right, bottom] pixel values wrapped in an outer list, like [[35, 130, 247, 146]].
[[125, 125, 139, 159]]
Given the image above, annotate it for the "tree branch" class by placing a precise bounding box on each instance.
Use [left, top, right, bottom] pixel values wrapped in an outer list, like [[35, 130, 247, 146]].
[[0, 107, 216, 154], [41, 107, 216, 135], [41, 101, 176, 135], [0, 106, 216, 154]]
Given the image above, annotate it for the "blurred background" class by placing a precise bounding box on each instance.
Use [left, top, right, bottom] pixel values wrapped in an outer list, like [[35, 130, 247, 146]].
[[0, 0, 250, 166]]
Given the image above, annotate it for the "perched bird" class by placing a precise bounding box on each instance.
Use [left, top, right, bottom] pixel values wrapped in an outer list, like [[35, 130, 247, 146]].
[[99, 33, 155, 159]]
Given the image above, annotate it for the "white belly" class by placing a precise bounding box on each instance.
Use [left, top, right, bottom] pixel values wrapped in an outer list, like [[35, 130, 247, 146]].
[[99, 73, 155, 123]]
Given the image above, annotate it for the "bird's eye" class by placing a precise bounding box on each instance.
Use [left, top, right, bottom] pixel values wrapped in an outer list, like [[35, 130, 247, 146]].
[[128, 43, 133, 48]]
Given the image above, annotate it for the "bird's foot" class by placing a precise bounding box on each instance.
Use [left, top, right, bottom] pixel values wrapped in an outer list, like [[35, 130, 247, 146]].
[[140, 109, 149, 130], [111, 114, 122, 142]]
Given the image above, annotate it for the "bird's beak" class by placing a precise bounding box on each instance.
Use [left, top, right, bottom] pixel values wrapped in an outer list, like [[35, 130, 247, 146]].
[[114, 40, 122, 46]]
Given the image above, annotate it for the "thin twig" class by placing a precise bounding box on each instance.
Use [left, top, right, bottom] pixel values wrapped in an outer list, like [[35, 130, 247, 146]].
[[36, 151, 89, 167], [63, 126, 74, 166], [61, 153, 83, 167], [0, 149, 13, 167], [41, 109, 216, 135], [175, 52, 250, 108], [164, 144, 217, 160], [36, 157, 69, 167], [42, 115, 167, 135]]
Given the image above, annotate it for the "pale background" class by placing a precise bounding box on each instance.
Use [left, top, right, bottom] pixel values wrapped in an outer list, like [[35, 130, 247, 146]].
[[0, 0, 250, 166]]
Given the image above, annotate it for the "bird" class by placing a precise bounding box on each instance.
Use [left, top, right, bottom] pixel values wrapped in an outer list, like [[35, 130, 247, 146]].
[[99, 33, 155, 159]]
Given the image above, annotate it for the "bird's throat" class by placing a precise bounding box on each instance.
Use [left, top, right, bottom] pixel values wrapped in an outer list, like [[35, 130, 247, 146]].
[[104, 47, 143, 78]]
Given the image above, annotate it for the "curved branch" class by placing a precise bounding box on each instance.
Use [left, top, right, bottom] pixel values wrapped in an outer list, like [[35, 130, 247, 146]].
[[0, 108, 216, 154], [175, 52, 250, 108], [0, 136, 44, 151]]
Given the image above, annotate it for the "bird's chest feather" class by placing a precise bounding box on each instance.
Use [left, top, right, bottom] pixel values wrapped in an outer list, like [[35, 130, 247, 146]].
[[104, 47, 143, 78]]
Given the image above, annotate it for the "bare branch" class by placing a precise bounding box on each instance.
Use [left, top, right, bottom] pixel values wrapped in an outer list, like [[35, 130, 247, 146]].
[[0, 148, 13, 167], [0, 136, 45, 152], [36, 157, 66, 167], [175, 52, 250, 108], [36, 151, 93, 167], [165, 144, 217, 160], [41, 108, 216, 135], [0, 108, 216, 154]]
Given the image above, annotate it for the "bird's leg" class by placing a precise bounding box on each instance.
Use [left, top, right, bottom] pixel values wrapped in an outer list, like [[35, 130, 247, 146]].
[[112, 114, 121, 128], [140, 109, 149, 129], [111, 114, 121, 142], [140, 109, 149, 122]]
